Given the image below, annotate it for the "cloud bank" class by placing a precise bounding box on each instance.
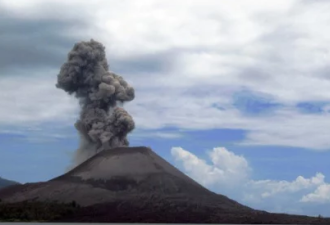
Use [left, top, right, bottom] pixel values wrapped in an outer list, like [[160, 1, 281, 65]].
[[2, 0, 330, 150], [171, 146, 330, 216]]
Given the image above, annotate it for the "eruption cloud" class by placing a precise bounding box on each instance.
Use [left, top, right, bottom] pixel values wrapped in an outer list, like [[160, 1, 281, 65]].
[[56, 39, 135, 166]]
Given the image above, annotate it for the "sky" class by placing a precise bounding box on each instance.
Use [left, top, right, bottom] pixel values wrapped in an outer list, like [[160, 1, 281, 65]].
[[0, 0, 330, 217]]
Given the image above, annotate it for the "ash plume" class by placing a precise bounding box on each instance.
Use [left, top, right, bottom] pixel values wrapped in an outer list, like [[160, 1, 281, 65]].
[[56, 39, 135, 166]]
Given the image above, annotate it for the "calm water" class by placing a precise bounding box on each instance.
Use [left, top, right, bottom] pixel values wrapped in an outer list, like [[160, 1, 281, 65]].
[[0, 223, 288, 225]]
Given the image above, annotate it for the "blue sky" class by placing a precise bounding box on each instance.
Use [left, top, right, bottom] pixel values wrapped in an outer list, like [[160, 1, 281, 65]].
[[1, 0, 330, 217]]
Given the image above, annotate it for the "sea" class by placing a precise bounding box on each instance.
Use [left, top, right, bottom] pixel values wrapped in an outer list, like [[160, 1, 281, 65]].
[[0, 223, 290, 225]]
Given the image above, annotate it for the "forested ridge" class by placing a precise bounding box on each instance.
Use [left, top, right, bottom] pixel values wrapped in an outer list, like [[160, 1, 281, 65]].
[[0, 200, 79, 222]]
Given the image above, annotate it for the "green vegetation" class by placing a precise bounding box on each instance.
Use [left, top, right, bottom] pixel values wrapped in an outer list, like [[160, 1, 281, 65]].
[[0, 200, 80, 222]]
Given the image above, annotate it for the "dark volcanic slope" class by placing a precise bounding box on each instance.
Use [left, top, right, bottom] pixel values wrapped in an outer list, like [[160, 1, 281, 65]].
[[54, 146, 208, 193]]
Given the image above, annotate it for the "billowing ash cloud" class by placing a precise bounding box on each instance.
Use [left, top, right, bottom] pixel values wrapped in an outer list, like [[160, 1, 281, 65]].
[[56, 39, 135, 166]]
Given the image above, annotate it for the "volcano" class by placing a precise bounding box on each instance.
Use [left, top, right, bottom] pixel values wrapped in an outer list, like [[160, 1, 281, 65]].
[[0, 147, 250, 209], [0, 147, 329, 223]]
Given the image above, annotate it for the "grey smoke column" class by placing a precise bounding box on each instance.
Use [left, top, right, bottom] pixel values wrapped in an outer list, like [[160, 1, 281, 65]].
[[56, 39, 135, 166]]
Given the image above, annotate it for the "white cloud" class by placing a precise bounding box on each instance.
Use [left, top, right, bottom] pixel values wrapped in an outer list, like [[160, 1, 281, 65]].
[[129, 130, 183, 140], [0, 71, 78, 126], [301, 184, 330, 203], [171, 146, 250, 188], [245, 173, 325, 199], [2, 0, 330, 150], [171, 146, 330, 216]]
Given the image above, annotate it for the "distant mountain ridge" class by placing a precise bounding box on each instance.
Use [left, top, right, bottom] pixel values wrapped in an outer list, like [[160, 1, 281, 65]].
[[0, 177, 19, 190]]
